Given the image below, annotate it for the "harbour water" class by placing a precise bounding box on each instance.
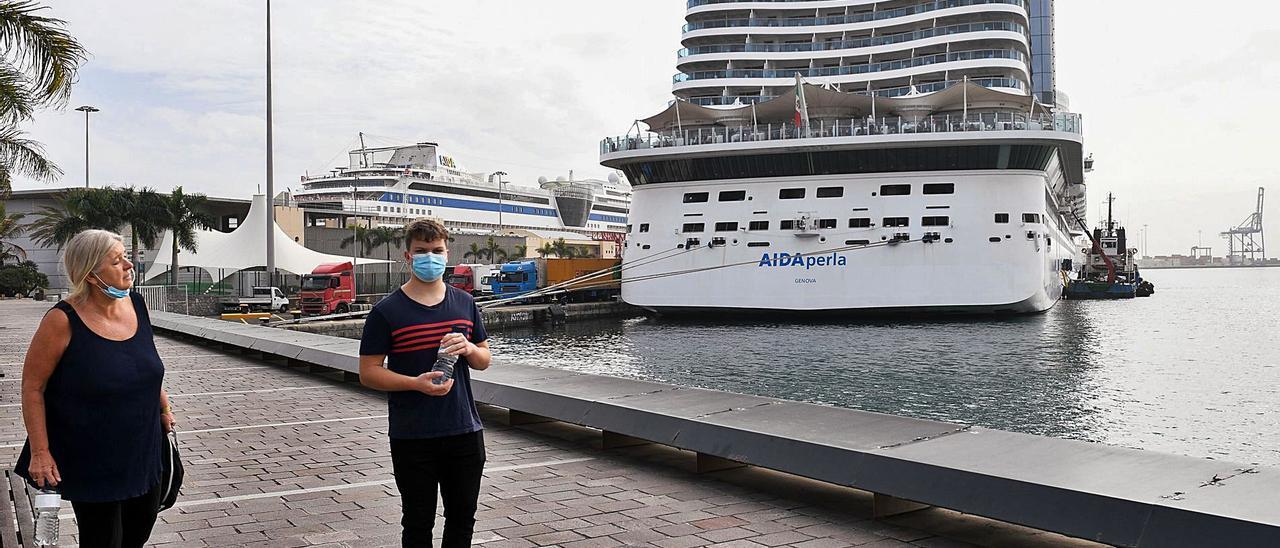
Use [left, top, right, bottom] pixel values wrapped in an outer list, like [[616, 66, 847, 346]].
[[487, 267, 1280, 467]]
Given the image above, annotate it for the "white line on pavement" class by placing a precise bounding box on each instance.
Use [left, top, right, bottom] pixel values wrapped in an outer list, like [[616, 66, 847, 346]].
[[168, 386, 324, 398], [0, 386, 329, 408], [165, 457, 597, 510], [0, 415, 390, 449], [0, 365, 269, 383]]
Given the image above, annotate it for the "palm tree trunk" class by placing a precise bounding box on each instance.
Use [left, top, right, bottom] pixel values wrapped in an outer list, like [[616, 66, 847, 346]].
[[130, 228, 140, 271], [385, 245, 391, 290], [170, 237, 179, 286]]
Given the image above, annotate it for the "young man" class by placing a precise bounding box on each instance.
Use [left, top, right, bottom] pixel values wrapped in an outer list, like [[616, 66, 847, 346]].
[[359, 219, 492, 547]]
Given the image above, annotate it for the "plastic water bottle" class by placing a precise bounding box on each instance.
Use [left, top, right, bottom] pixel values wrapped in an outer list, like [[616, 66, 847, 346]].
[[33, 489, 60, 546], [430, 327, 468, 385]]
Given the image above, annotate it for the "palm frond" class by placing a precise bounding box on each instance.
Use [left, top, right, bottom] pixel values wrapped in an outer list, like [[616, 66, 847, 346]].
[[0, 63, 33, 125], [0, 1, 89, 108], [0, 126, 60, 183]]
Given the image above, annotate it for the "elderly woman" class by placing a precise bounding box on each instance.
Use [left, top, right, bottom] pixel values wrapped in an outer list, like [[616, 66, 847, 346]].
[[15, 229, 176, 547]]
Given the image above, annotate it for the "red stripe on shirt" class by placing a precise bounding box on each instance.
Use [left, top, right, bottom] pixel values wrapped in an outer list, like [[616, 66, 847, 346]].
[[392, 341, 445, 354], [391, 319, 473, 338]]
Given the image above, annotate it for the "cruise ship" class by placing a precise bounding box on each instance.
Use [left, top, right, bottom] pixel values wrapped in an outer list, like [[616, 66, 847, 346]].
[[294, 141, 631, 237], [599, 0, 1087, 314]]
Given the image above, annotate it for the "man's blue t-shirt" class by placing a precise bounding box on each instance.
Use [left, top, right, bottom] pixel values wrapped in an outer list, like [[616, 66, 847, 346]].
[[359, 286, 488, 440]]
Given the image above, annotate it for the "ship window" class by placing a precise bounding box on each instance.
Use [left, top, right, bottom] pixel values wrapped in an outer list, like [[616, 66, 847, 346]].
[[718, 190, 747, 202], [1023, 213, 1041, 223], [639, 223, 650, 233], [682, 223, 705, 233], [779, 188, 806, 199], [989, 237, 1002, 243], [883, 217, 910, 227], [995, 213, 1009, 223], [849, 218, 871, 228], [748, 220, 769, 230], [816, 186, 844, 198], [747, 241, 770, 247], [922, 216, 950, 226], [683, 192, 709, 203], [780, 220, 796, 229], [880, 184, 911, 196], [715, 222, 739, 232], [818, 219, 837, 229], [923, 183, 955, 195], [845, 239, 870, 246], [626, 224, 632, 234]]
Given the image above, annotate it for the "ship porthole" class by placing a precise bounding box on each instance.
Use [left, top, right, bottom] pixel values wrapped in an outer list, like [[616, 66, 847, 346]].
[[820, 237, 827, 242]]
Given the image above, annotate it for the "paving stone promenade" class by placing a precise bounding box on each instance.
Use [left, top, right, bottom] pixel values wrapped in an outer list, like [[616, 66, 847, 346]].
[[0, 300, 1095, 547]]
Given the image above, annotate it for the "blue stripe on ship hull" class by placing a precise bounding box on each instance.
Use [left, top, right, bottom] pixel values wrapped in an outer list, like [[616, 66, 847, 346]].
[[378, 192, 560, 218], [589, 213, 628, 224]]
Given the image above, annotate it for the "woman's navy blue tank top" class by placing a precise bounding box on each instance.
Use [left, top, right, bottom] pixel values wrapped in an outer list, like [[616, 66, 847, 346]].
[[15, 293, 164, 503]]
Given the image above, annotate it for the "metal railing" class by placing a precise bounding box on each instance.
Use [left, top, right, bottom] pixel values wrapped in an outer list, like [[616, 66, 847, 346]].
[[600, 112, 1082, 155], [675, 49, 1026, 83], [679, 21, 1026, 57], [684, 77, 1025, 105], [684, 0, 1026, 32]]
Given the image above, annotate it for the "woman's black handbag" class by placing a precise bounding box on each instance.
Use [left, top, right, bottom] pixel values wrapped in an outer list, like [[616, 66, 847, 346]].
[[157, 430, 184, 512]]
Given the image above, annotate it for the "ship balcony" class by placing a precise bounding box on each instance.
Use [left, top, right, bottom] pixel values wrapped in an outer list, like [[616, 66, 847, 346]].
[[682, 0, 1027, 33], [677, 21, 1027, 60], [600, 111, 1081, 156], [673, 49, 1027, 85]]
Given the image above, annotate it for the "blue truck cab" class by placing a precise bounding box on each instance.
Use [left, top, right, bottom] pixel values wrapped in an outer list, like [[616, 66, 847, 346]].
[[492, 261, 538, 296]]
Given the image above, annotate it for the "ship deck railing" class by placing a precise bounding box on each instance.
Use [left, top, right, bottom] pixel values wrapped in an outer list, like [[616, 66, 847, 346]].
[[601, 112, 1081, 155]]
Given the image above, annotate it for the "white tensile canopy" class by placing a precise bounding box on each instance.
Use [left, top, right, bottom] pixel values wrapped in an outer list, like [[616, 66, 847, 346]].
[[142, 194, 390, 283], [639, 80, 1036, 130]]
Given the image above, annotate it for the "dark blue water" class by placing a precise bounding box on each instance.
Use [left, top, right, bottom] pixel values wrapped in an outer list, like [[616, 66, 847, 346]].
[[487, 268, 1280, 467]]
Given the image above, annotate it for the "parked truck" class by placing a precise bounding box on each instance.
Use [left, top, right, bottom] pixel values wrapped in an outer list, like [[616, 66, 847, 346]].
[[299, 262, 357, 315], [446, 263, 497, 297], [222, 286, 290, 313], [490, 258, 620, 302]]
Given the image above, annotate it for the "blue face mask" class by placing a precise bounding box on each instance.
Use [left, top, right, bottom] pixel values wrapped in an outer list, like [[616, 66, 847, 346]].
[[411, 253, 447, 282], [91, 272, 130, 299]]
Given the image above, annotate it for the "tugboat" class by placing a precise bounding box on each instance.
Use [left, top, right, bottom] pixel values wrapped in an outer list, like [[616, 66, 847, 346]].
[[1065, 193, 1154, 299]]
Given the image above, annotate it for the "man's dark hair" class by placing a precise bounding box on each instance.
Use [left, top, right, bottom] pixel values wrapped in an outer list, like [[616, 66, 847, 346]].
[[404, 219, 449, 249]]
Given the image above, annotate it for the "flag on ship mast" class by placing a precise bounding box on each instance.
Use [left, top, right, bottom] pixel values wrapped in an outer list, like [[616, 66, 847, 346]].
[[793, 73, 811, 137]]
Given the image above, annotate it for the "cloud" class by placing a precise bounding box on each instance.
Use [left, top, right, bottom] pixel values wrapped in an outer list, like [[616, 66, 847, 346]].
[[15, 1, 1277, 255]]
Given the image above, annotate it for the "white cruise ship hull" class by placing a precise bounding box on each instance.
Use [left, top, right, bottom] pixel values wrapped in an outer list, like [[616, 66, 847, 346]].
[[620, 170, 1078, 315]]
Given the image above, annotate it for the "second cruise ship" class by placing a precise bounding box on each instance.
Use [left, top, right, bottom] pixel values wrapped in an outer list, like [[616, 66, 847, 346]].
[[293, 141, 631, 238], [599, 0, 1088, 314]]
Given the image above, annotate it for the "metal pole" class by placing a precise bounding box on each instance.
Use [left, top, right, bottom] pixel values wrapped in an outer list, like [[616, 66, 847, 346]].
[[352, 186, 359, 298], [265, 0, 276, 290], [75, 105, 98, 188], [83, 110, 89, 188]]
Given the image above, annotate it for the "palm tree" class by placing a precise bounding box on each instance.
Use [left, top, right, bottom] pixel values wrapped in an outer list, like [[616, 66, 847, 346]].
[[550, 238, 578, 259], [27, 188, 123, 249], [511, 244, 527, 259], [484, 236, 507, 263], [160, 186, 215, 285], [116, 186, 167, 270], [0, 1, 89, 195], [464, 242, 484, 262], [536, 242, 555, 259], [0, 201, 26, 265], [367, 225, 402, 290]]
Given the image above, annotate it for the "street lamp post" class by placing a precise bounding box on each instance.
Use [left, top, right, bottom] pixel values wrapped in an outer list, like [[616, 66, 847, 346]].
[[75, 105, 99, 188], [265, 0, 277, 290], [492, 171, 508, 234]]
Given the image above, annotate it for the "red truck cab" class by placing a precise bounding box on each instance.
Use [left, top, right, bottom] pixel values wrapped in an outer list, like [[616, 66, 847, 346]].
[[299, 262, 355, 315], [447, 264, 477, 294]]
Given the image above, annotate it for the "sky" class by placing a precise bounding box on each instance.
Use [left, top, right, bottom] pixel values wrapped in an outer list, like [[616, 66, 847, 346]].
[[11, 1, 1280, 257]]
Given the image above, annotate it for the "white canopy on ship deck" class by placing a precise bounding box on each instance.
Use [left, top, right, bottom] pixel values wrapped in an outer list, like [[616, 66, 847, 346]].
[[640, 80, 1036, 130], [141, 194, 390, 283]]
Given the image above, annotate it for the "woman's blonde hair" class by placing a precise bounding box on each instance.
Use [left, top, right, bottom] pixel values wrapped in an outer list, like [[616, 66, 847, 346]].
[[64, 229, 125, 300]]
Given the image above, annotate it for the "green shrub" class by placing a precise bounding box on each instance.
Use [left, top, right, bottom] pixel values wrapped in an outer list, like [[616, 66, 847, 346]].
[[0, 261, 49, 297]]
